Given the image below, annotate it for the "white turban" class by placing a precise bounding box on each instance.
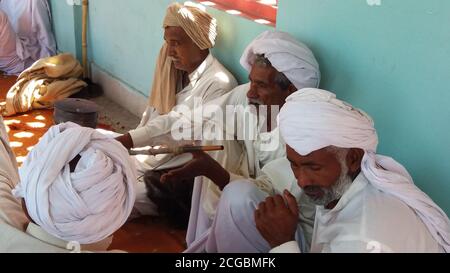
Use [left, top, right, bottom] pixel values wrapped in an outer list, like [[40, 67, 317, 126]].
[[240, 30, 320, 90], [13, 122, 137, 244], [279, 88, 450, 252]]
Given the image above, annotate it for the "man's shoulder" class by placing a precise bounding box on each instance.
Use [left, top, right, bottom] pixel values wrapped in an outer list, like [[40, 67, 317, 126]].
[[204, 55, 238, 88], [341, 181, 440, 252]]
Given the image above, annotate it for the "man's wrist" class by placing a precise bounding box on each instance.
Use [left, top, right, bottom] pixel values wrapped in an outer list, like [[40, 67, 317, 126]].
[[206, 161, 230, 190], [115, 133, 134, 149]]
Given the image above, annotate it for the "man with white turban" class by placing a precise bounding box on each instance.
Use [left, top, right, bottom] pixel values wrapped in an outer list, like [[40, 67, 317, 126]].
[[0, 119, 136, 252], [208, 88, 450, 253], [0, 0, 56, 75], [114, 2, 237, 224], [157, 30, 321, 252]]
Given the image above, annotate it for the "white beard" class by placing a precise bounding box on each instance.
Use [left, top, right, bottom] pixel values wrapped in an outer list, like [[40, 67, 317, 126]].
[[307, 162, 353, 207]]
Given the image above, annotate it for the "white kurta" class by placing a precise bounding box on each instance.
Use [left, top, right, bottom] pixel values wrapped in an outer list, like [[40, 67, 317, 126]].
[[130, 53, 238, 147], [271, 173, 443, 253], [0, 0, 56, 62], [0, 9, 27, 75], [185, 85, 288, 251], [128, 53, 237, 217]]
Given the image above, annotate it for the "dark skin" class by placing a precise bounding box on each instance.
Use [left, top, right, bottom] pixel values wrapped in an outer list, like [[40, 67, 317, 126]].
[[164, 26, 209, 74], [247, 65, 297, 130], [160, 64, 296, 189], [254, 145, 364, 248], [115, 26, 209, 149]]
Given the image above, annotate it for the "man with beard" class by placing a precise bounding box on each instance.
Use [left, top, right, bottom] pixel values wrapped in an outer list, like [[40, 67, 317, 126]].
[[159, 30, 321, 252], [209, 88, 450, 253]]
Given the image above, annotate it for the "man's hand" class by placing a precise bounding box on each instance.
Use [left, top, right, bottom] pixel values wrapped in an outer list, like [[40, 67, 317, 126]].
[[255, 190, 299, 248], [115, 133, 134, 150], [160, 151, 230, 190]]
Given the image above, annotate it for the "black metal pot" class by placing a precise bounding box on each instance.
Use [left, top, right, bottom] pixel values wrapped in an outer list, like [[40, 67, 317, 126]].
[[54, 98, 99, 128]]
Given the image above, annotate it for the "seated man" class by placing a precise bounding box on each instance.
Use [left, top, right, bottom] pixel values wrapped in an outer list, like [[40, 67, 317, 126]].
[[206, 88, 450, 252], [158, 30, 321, 251], [115, 2, 237, 225], [0, 119, 136, 252], [0, 0, 56, 75]]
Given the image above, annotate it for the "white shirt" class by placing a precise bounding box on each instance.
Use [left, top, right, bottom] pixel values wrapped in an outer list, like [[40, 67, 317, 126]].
[[0, 0, 56, 62], [271, 173, 443, 253], [130, 53, 237, 147], [196, 84, 287, 217]]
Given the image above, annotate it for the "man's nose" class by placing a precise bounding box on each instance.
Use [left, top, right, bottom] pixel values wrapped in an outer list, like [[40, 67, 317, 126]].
[[167, 46, 176, 57], [247, 84, 258, 99], [295, 170, 314, 188]]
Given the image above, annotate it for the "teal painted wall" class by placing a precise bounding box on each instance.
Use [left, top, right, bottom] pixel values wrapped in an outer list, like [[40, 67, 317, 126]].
[[277, 0, 450, 215], [49, 0, 77, 57], [48, 0, 449, 215], [87, 0, 171, 95], [207, 8, 271, 83], [49, 0, 270, 96]]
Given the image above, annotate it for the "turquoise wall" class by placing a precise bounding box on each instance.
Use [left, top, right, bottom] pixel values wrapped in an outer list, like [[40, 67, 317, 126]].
[[49, 0, 78, 57], [208, 8, 271, 83], [48, 0, 449, 215], [50, 0, 270, 95], [277, 0, 450, 214]]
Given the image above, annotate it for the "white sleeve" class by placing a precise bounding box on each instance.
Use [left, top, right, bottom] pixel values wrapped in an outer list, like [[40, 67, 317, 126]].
[[269, 241, 301, 253], [129, 110, 194, 147]]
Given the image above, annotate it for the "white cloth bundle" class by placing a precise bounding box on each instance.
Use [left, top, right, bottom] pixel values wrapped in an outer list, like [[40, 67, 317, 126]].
[[240, 30, 320, 90], [13, 122, 136, 244], [279, 88, 450, 252]]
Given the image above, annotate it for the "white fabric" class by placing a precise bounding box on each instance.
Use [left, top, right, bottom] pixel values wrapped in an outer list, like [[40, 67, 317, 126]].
[[0, 9, 27, 75], [12, 122, 137, 244], [240, 30, 320, 90], [279, 88, 450, 252], [128, 53, 237, 217], [276, 174, 442, 253], [130, 53, 237, 147], [0, 0, 56, 62], [270, 241, 301, 253], [185, 85, 288, 252]]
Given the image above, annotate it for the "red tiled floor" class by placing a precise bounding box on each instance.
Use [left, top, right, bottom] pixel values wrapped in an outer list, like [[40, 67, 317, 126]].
[[1, 75, 186, 252]]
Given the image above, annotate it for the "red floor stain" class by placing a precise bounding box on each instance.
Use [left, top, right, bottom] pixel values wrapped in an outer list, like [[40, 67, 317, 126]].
[[1, 75, 186, 252]]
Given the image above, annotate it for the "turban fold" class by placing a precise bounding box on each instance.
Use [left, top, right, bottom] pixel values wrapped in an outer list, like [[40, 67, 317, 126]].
[[240, 30, 320, 90], [163, 2, 217, 50], [148, 2, 217, 115], [13, 122, 136, 244], [279, 88, 450, 252]]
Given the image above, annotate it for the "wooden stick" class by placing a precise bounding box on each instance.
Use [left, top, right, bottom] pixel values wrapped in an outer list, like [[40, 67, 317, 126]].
[[82, 0, 89, 78], [129, 145, 224, 156]]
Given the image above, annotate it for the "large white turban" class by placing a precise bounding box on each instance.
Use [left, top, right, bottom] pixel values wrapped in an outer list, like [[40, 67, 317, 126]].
[[279, 88, 450, 252], [13, 122, 137, 244], [240, 30, 320, 90]]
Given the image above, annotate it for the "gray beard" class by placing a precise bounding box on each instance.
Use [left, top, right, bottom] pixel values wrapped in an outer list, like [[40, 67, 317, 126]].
[[307, 163, 353, 207]]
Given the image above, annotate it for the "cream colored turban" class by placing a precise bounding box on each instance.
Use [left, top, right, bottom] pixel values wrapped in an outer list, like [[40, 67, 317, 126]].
[[147, 3, 217, 115], [279, 88, 450, 252], [163, 2, 217, 50]]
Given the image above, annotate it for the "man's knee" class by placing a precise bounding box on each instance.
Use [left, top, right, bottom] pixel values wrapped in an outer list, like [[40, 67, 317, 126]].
[[221, 180, 267, 214]]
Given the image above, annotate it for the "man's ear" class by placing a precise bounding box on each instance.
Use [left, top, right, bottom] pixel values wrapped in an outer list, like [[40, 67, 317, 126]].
[[346, 148, 364, 176]]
